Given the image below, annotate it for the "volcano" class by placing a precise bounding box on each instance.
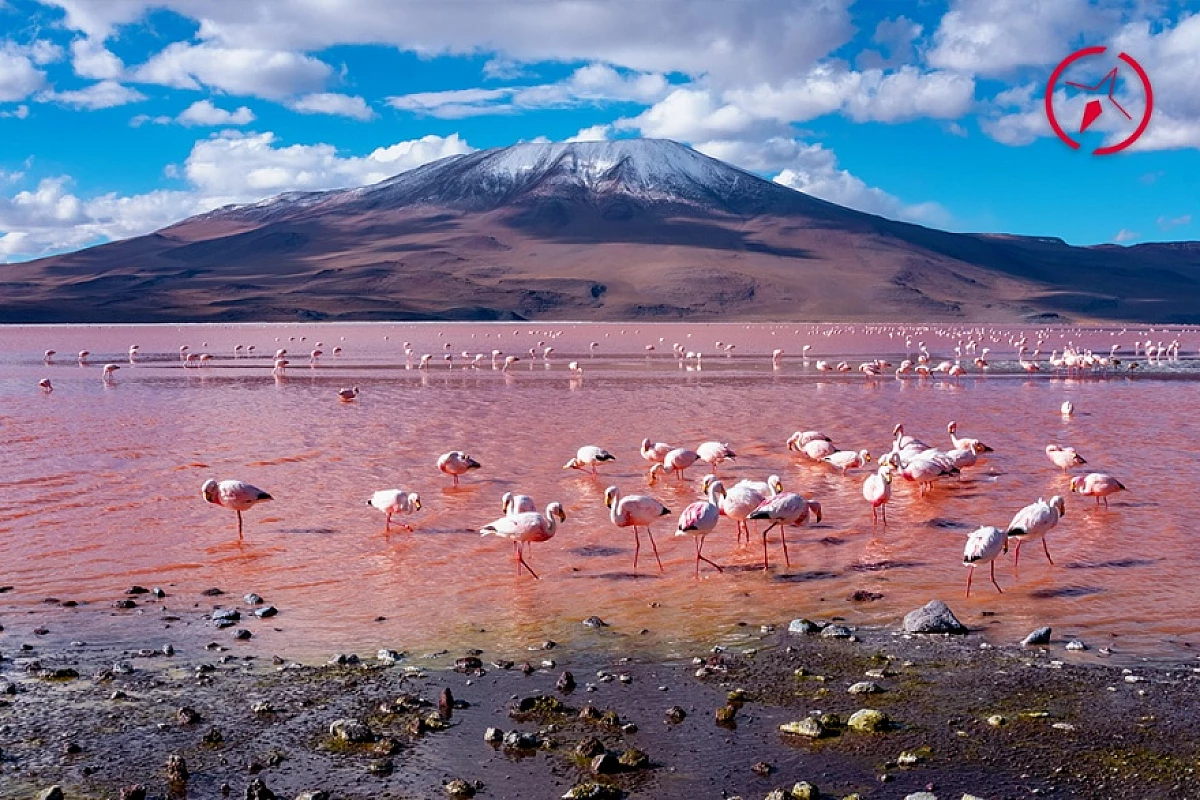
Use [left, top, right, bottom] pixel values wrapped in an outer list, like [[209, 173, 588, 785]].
[[2, 138, 1199, 323]]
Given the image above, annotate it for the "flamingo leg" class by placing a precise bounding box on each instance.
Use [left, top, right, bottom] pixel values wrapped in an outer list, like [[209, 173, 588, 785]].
[[517, 542, 540, 580], [779, 525, 791, 567], [513, 541, 521, 575], [881, 504, 888, 527], [1013, 540, 1022, 572], [453, 474, 460, 487], [965, 565, 974, 598], [632, 527, 641, 574], [385, 512, 392, 531], [236, 510, 244, 539], [990, 560, 1002, 594], [1042, 537, 1054, 564], [760, 521, 777, 571], [646, 527, 664, 573], [697, 537, 723, 575]]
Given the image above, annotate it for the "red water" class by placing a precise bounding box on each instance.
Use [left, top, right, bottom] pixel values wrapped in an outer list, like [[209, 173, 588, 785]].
[[1, 322, 1198, 664]]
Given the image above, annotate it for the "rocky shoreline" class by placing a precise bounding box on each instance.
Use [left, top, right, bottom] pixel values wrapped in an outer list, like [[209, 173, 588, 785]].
[[4, 593, 1200, 800]]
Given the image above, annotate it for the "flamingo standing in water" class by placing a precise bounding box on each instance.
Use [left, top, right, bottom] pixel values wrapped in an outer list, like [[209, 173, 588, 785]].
[[44, 350, 55, 363], [563, 445, 616, 475], [947, 421, 993, 453], [202, 479, 273, 539], [501, 492, 537, 515], [649, 447, 701, 483], [675, 479, 726, 577], [703, 473, 782, 545], [367, 489, 421, 531], [963, 525, 1007, 597], [696, 441, 736, 472], [38, 378, 53, 393], [788, 431, 837, 461], [604, 485, 671, 574], [1045, 444, 1087, 471], [640, 438, 674, 464], [337, 386, 359, 402], [438, 451, 482, 486], [822, 448, 871, 475], [102, 364, 120, 382], [480, 502, 566, 579], [862, 464, 893, 525], [1005, 496, 1064, 568], [747, 490, 822, 570], [1069, 473, 1126, 507]]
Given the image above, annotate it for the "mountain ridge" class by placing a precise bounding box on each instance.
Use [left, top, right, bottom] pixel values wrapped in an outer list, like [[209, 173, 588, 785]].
[[3, 138, 1199, 324]]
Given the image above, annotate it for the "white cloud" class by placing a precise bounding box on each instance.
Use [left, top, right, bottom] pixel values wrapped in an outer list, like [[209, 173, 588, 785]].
[[0, 104, 30, 118], [615, 87, 775, 141], [841, 67, 975, 123], [132, 42, 331, 99], [1112, 228, 1139, 242], [565, 124, 611, 142], [0, 44, 49, 102], [70, 37, 124, 79], [39, 80, 146, 110], [177, 99, 255, 126], [1158, 214, 1192, 231], [387, 87, 513, 118], [482, 57, 526, 80], [287, 92, 375, 120], [857, 16, 923, 71], [0, 132, 476, 260], [927, 0, 1113, 76]]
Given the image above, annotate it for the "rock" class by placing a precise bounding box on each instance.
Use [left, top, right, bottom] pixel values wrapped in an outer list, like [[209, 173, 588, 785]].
[[1022, 626, 1052, 646], [445, 779, 476, 797], [295, 793, 330, 800], [177, 706, 202, 724], [961, 795, 985, 800], [765, 791, 788, 800], [715, 704, 737, 724], [201, 587, 224, 596], [376, 648, 403, 663], [439, 687, 454, 718], [254, 606, 278, 618], [113, 599, 137, 609], [562, 783, 623, 799], [373, 738, 402, 756], [847, 709, 891, 732], [591, 752, 621, 774], [788, 618, 823, 634], [904, 794, 938, 800], [751, 761, 773, 777], [575, 737, 606, 758], [484, 727, 504, 744], [903, 600, 968, 635], [119, 786, 147, 800], [987, 714, 1007, 727], [35, 788, 64, 800], [582, 615, 609, 628], [203, 728, 224, 745], [848, 681, 886, 695], [151, 587, 166, 598], [664, 705, 687, 724], [38, 667, 78, 680], [233, 629, 252, 640], [503, 730, 539, 750], [897, 750, 926, 766], [618, 748, 649, 769], [512, 695, 567, 716], [791, 782, 819, 800], [779, 718, 825, 738], [252, 701, 274, 714], [127, 585, 150, 594], [849, 590, 884, 602], [821, 625, 853, 638], [329, 718, 374, 743], [367, 759, 394, 775], [557, 670, 577, 692], [244, 779, 277, 800], [1066, 639, 1088, 651], [162, 644, 174, 656], [166, 753, 189, 783], [454, 656, 484, 673], [212, 608, 240, 625], [244, 593, 264, 605]]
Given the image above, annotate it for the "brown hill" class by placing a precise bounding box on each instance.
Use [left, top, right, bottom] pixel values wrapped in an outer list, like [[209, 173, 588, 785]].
[[2, 139, 1198, 323]]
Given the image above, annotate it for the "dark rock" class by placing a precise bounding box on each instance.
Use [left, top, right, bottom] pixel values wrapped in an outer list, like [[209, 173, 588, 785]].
[[244, 593, 264, 605], [35, 788, 64, 800], [373, 738, 402, 756], [665, 705, 687, 724], [328, 653, 359, 665], [1022, 626, 1052, 646], [329, 718, 374, 743], [821, 624, 853, 638], [779, 718, 825, 738], [243, 778, 276, 800], [484, 727, 504, 744], [63, 741, 82, 754], [162, 644, 174, 656], [38, 667, 78, 680], [512, 695, 566, 717], [582, 616, 609, 628], [590, 752, 621, 775], [562, 784, 623, 799], [119, 786, 147, 800], [445, 779, 476, 797], [127, 585, 150, 594], [166, 753, 189, 783], [715, 704, 737, 725], [751, 761, 773, 777], [557, 670, 577, 692], [202, 587, 224, 596], [233, 629, 252, 640], [520, 661, 535, 675], [902, 600, 968, 635], [255, 606, 278, 618], [295, 792, 329, 800], [454, 656, 483, 673], [503, 730, 539, 750], [151, 587, 166, 598], [203, 728, 224, 746], [367, 759, 393, 775], [439, 687, 454, 718], [618, 748, 649, 769], [575, 737, 606, 758], [112, 599, 137, 609], [848, 681, 886, 695], [850, 590, 884, 602], [177, 706, 202, 724]]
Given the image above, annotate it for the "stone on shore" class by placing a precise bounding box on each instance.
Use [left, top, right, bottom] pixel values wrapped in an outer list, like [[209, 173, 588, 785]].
[[1022, 626, 1052, 645], [244, 778, 276, 800], [35, 788, 64, 800], [779, 717, 825, 738], [904, 793, 938, 800], [848, 681, 886, 695], [788, 618, 822, 634], [790, 781, 819, 800], [444, 779, 477, 797], [166, 753, 188, 783], [295, 793, 330, 800], [903, 600, 968, 634], [119, 786, 147, 800], [847, 709, 891, 732], [329, 718, 374, 743], [562, 784, 623, 799]]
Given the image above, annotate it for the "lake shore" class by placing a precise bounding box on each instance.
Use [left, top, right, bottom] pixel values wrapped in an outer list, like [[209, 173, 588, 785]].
[[4, 592, 1200, 800]]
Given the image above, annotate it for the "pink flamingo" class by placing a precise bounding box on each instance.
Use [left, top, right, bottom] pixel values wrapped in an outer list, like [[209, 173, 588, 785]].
[[703, 473, 782, 545], [948, 421, 993, 453], [640, 438, 674, 464], [1069, 474, 1126, 507], [438, 451, 481, 486], [963, 525, 1006, 597], [480, 502, 565, 579], [367, 489, 421, 531], [563, 445, 616, 475], [1005, 496, 1064, 567], [675, 479, 725, 577], [1045, 444, 1087, 471], [747, 490, 822, 570], [862, 464, 893, 525], [604, 485, 671, 574], [202, 479, 273, 539], [696, 441, 736, 472]]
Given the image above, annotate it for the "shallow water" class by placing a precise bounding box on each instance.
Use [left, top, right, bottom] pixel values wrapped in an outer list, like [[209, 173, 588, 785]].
[[1, 321, 1198, 664]]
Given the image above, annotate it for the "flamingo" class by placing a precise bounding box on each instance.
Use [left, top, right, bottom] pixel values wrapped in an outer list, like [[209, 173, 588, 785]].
[[78, 350, 89, 364], [202, 479, 273, 538], [822, 448, 871, 475], [747, 490, 821, 570], [650, 448, 701, 483], [675, 479, 725, 577], [563, 445, 616, 475], [38, 378, 52, 393], [438, 451, 481, 486], [604, 485, 671, 574], [788, 431, 837, 461], [884, 452, 958, 495], [1061, 401, 1074, 416], [1045, 444, 1087, 471], [501, 492, 537, 515], [703, 473, 783, 545], [963, 526, 1007, 597], [947, 421, 993, 453], [640, 438, 674, 464], [337, 386, 360, 402], [862, 464, 893, 526], [1069, 473, 1126, 507], [367, 489, 421, 531], [272, 358, 289, 376], [1005, 496, 1065, 568], [44, 349, 56, 363], [480, 502, 566, 579], [102, 364, 120, 382], [696, 441, 736, 472]]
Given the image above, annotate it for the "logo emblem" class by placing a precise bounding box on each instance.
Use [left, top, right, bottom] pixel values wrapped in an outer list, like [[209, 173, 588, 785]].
[[1044, 46, 1153, 155]]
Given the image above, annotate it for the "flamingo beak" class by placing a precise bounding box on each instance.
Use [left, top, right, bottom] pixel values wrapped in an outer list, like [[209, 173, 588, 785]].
[[413, 499, 421, 511]]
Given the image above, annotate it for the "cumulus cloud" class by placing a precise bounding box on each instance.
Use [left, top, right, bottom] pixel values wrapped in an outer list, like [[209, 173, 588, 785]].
[[1112, 228, 1139, 242], [0, 132, 475, 260], [39, 80, 146, 110], [70, 37, 124, 79], [857, 16, 923, 71], [131, 42, 331, 99], [0, 43, 50, 102], [565, 124, 612, 142], [177, 99, 255, 126], [286, 92, 375, 120]]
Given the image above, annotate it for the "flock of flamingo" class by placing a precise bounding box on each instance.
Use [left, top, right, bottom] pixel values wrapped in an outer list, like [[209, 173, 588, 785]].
[[31, 324, 1154, 596]]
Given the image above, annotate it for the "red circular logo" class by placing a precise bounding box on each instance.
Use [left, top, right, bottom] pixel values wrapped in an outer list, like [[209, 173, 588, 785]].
[[1044, 46, 1153, 155]]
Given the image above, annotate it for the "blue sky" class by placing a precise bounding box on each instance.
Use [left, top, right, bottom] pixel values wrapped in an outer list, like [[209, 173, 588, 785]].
[[1, 0, 1197, 262]]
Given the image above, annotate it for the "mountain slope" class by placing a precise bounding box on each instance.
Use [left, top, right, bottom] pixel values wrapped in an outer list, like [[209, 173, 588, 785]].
[[3, 139, 1199, 323]]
